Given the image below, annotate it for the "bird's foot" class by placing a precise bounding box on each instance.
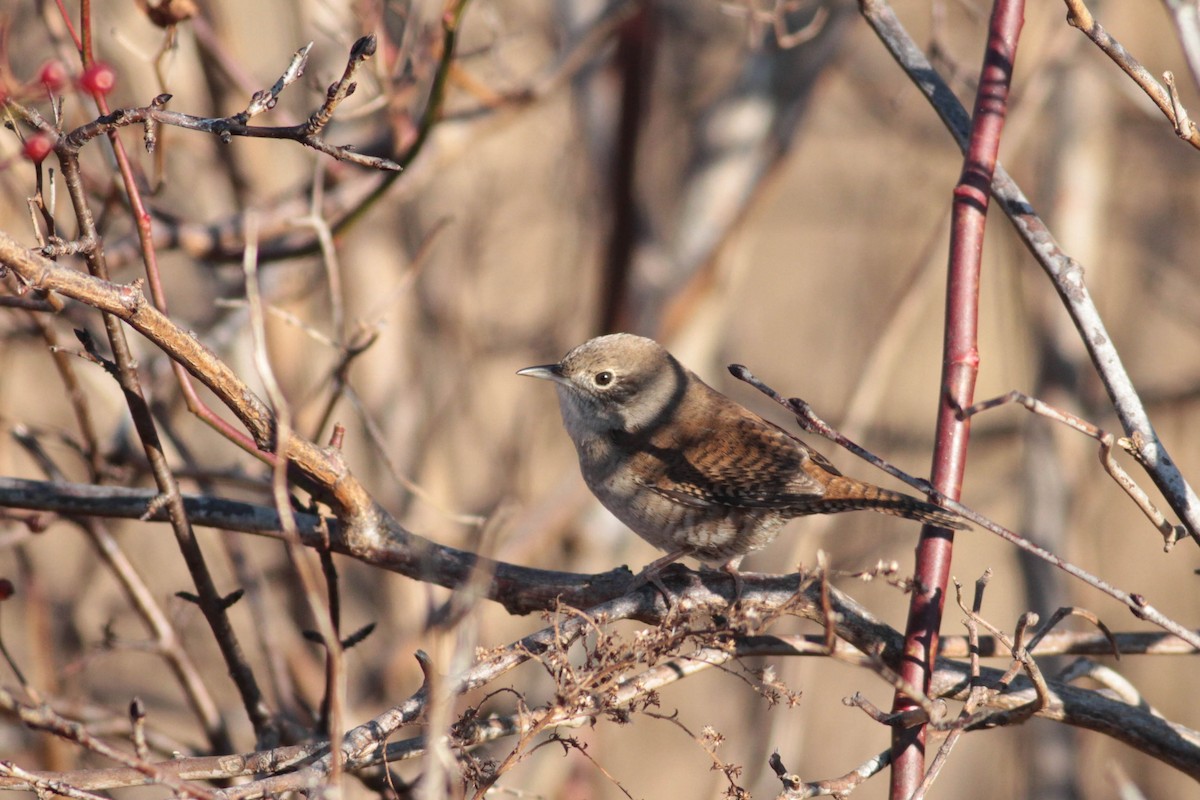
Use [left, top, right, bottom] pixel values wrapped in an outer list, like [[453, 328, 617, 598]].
[[696, 557, 746, 615], [628, 550, 688, 609], [721, 557, 746, 610]]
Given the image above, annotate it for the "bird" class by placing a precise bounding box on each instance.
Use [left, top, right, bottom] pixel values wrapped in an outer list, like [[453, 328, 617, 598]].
[[518, 333, 966, 584]]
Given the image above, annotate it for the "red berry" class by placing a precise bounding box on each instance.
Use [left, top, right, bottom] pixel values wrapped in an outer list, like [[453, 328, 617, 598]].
[[23, 133, 53, 163], [79, 62, 117, 96], [38, 60, 69, 92], [0, 578, 13, 601]]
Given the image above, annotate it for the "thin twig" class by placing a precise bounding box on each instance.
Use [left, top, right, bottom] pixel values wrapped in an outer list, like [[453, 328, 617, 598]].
[[1162, 0, 1200, 90], [771, 748, 891, 798], [1064, 0, 1200, 147], [858, 0, 1200, 539], [243, 216, 345, 779], [729, 365, 1200, 651], [957, 390, 1188, 548]]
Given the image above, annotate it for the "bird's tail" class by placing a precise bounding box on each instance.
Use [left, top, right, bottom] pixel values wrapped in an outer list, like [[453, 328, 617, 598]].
[[808, 477, 968, 530]]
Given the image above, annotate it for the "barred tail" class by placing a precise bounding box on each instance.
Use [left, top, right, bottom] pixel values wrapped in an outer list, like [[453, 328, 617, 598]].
[[809, 477, 968, 530]]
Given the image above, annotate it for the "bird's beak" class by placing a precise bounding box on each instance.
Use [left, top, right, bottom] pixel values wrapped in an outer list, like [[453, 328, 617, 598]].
[[517, 363, 566, 384]]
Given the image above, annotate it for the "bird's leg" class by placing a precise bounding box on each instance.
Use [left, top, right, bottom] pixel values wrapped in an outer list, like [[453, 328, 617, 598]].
[[628, 548, 688, 605], [721, 555, 746, 607]]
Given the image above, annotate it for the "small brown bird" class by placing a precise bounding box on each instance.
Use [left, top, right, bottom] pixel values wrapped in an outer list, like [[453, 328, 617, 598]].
[[519, 334, 965, 579]]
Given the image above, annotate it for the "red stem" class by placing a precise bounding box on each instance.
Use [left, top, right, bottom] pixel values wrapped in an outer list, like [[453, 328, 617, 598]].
[[890, 1, 1025, 796], [53, 0, 83, 54], [70, 0, 270, 457], [80, 0, 93, 64]]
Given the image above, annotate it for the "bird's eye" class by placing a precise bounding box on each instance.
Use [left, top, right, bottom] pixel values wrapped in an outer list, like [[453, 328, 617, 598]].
[[593, 370, 614, 387]]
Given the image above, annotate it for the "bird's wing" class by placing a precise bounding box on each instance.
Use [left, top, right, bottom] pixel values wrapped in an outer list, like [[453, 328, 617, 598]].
[[631, 405, 833, 510]]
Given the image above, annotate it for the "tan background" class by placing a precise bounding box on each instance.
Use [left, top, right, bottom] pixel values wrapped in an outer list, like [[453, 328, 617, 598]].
[[2, 0, 1199, 797]]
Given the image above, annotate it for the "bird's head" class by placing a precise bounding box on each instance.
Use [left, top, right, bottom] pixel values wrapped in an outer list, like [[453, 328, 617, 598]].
[[518, 333, 688, 437]]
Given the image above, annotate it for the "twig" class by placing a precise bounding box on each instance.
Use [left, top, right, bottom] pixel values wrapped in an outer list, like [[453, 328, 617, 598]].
[[1024, 606, 1119, 659], [1064, 0, 1200, 147], [1057, 659, 1151, 708], [5, 469, 1200, 663], [913, 575, 995, 799], [0, 762, 112, 800], [99, 0, 482, 271], [0, 688, 218, 799], [1162, 0, 1200, 90], [846, 692, 933, 729], [728, 365, 1200, 652], [6, 43, 397, 171], [243, 215, 346, 775], [27, 315, 103, 480], [235, 43, 313, 123], [858, 0, 1200, 540], [3, 580, 1199, 791], [957, 390, 1189, 548], [10, 424, 230, 751], [771, 748, 891, 799], [1164, 71, 1197, 139], [29, 34, 281, 741]]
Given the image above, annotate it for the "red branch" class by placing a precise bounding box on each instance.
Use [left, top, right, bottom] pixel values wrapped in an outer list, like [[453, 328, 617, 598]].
[[890, 1, 1025, 796]]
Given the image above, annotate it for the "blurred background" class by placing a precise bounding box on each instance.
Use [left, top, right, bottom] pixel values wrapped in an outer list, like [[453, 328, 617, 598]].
[[2, 0, 1200, 797]]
